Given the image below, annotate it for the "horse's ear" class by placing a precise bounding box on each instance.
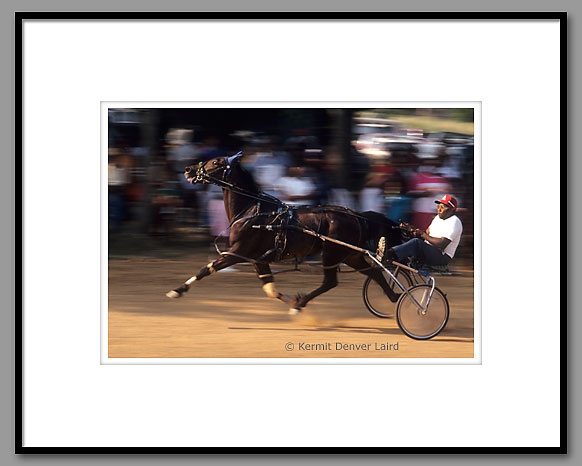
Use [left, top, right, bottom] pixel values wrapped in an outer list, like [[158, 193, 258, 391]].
[[227, 151, 243, 166]]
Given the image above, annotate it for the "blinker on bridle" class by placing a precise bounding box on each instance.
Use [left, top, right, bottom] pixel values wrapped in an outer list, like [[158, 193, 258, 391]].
[[224, 151, 243, 177]]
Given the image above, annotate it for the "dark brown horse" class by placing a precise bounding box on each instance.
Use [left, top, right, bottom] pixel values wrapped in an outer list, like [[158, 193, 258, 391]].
[[166, 152, 403, 313]]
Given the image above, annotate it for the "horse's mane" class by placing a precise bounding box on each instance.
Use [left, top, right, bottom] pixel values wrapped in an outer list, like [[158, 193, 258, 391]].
[[233, 163, 261, 194]]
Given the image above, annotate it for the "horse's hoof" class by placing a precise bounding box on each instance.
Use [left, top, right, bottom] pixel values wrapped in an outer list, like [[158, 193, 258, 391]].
[[288, 307, 302, 315], [166, 290, 181, 299]]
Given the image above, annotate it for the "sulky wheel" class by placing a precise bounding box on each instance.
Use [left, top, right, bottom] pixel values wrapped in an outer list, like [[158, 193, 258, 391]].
[[396, 284, 449, 339], [362, 267, 413, 318]]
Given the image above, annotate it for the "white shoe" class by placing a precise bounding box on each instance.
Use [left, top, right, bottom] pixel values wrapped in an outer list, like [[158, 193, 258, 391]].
[[376, 237, 386, 261]]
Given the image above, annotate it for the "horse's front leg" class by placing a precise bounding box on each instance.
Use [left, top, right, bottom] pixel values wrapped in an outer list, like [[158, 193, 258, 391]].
[[253, 263, 290, 305], [166, 253, 243, 298]]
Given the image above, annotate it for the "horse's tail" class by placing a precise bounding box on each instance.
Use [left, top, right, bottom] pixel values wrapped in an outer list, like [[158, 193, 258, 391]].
[[358, 211, 404, 247]]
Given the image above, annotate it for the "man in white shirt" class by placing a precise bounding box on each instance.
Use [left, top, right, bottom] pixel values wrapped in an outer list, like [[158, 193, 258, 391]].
[[277, 166, 317, 207], [377, 194, 463, 266]]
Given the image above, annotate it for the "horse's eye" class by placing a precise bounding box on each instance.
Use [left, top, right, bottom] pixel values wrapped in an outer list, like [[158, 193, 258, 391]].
[[213, 161, 218, 165]]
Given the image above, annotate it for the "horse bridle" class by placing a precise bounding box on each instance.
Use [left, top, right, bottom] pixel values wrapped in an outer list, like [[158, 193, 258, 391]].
[[190, 156, 233, 185]]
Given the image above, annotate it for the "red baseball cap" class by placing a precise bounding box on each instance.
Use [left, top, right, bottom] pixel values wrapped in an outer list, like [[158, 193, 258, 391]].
[[435, 194, 458, 210]]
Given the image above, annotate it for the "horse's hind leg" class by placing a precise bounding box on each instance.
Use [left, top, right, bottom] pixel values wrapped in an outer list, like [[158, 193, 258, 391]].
[[253, 263, 290, 305], [166, 253, 243, 298]]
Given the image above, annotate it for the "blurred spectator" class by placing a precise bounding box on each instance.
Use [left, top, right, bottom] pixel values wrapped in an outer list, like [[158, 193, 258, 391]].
[[150, 174, 183, 236], [391, 148, 420, 187], [349, 145, 371, 192], [328, 186, 357, 210], [166, 130, 197, 174], [206, 184, 229, 237], [417, 139, 444, 160], [178, 173, 202, 226], [277, 166, 317, 207], [126, 143, 148, 164], [245, 144, 291, 197], [407, 157, 451, 230], [434, 144, 471, 215], [369, 155, 395, 177], [383, 172, 412, 223], [437, 144, 465, 180], [303, 148, 331, 205], [359, 172, 387, 213], [108, 147, 133, 232], [284, 129, 319, 166], [196, 136, 224, 162]]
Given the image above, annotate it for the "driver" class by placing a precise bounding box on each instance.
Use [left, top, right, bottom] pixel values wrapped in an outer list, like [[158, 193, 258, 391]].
[[377, 194, 463, 267]]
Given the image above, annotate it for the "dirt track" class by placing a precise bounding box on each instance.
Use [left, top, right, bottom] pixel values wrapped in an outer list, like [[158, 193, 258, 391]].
[[108, 251, 474, 359]]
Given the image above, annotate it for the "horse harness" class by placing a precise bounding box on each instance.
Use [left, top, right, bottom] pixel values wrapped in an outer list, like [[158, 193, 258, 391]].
[[227, 202, 315, 263]]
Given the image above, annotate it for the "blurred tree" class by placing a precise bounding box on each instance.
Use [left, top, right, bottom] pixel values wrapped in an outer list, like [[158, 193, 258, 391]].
[[448, 108, 474, 122], [278, 109, 318, 133], [327, 108, 353, 187]]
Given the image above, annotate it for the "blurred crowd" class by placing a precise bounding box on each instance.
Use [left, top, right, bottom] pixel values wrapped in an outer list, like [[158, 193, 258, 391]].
[[108, 122, 474, 257]]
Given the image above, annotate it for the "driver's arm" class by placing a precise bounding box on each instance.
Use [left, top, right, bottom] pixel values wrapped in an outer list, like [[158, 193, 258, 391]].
[[416, 230, 451, 251]]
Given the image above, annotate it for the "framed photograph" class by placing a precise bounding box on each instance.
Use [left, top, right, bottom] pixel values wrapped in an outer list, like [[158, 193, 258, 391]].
[[104, 102, 478, 363], [17, 12, 566, 452]]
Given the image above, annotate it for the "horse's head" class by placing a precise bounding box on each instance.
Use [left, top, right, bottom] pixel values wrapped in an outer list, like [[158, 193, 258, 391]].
[[184, 151, 243, 185]]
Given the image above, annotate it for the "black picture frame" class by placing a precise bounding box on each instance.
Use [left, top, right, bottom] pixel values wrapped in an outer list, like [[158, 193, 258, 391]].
[[15, 11, 567, 454]]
